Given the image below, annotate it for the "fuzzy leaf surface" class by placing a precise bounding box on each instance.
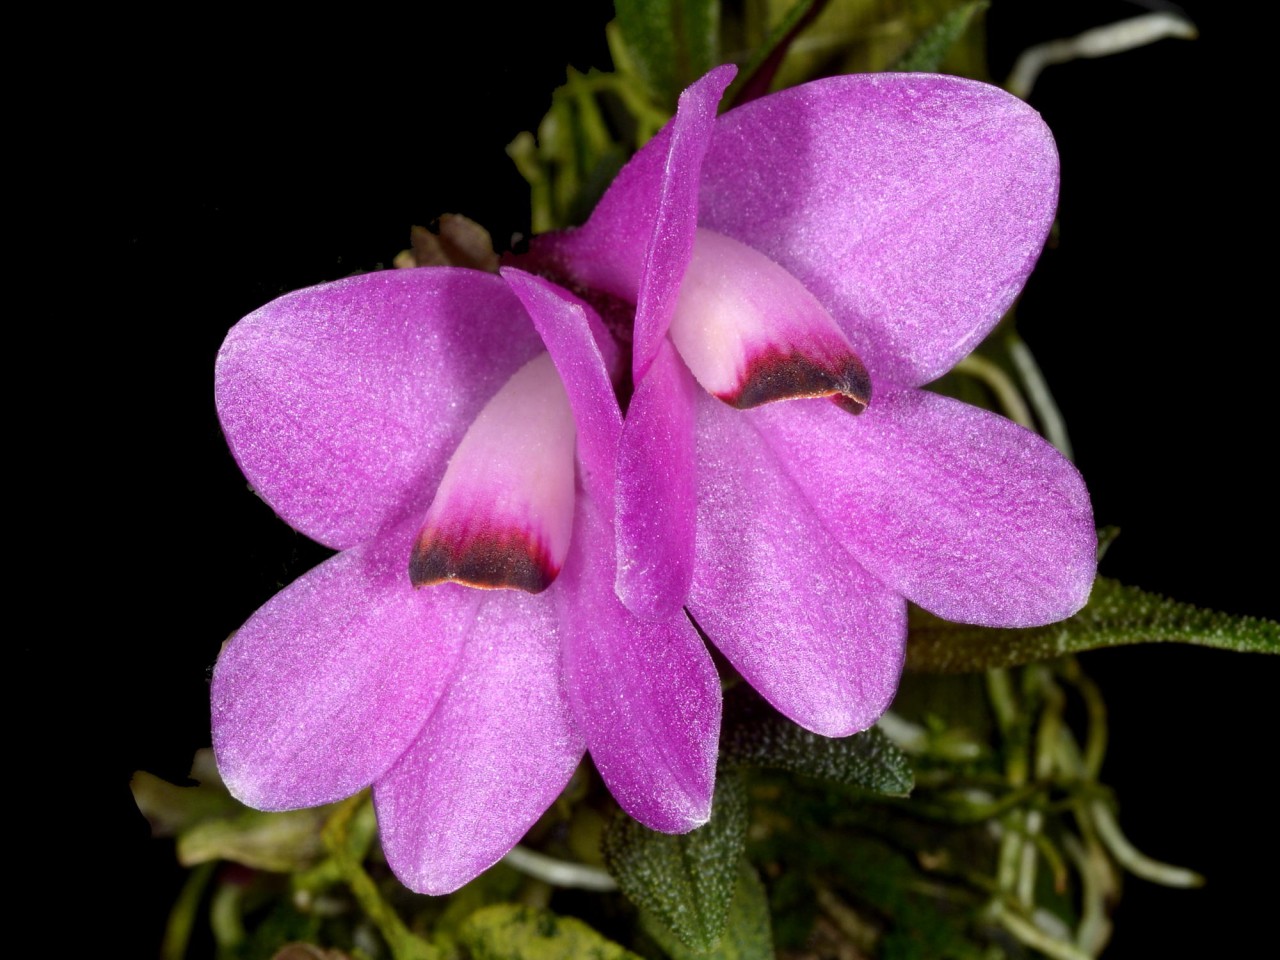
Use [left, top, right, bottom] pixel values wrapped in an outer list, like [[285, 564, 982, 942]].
[[641, 861, 775, 960], [720, 687, 913, 796], [603, 770, 748, 951], [906, 576, 1280, 672]]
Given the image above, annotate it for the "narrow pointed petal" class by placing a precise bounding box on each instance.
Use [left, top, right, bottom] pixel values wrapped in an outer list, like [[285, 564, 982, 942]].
[[535, 65, 735, 379], [631, 65, 736, 380], [211, 525, 475, 810], [699, 74, 1059, 388], [688, 397, 905, 736], [558, 494, 720, 833], [669, 229, 872, 413], [411, 354, 576, 594], [501, 269, 622, 499], [216, 269, 544, 549], [374, 587, 585, 895], [614, 340, 700, 618], [752, 390, 1096, 627]]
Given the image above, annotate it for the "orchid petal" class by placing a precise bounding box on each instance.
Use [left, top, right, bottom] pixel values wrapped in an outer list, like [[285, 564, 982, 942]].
[[614, 339, 700, 618], [411, 353, 576, 594], [700, 74, 1059, 388], [752, 389, 1096, 627], [374, 586, 585, 895], [670, 229, 871, 413], [501, 269, 622, 499], [211, 524, 474, 810], [631, 65, 736, 380], [216, 269, 543, 549], [536, 65, 735, 378], [558, 493, 721, 833], [688, 396, 905, 736]]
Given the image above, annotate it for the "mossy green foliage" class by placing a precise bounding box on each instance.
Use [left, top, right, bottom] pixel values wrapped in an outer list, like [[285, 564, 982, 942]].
[[459, 904, 641, 960]]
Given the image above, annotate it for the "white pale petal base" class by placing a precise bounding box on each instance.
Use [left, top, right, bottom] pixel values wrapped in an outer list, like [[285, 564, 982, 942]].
[[669, 229, 871, 412], [411, 352, 577, 593]]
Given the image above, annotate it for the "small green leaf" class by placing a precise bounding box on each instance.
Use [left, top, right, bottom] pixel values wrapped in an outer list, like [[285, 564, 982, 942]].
[[891, 1, 988, 73], [603, 771, 748, 951], [459, 904, 641, 960], [178, 807, 333, 872], [906, 576, 1280, 672], [614, 0, 720, 109], [720, 686, 913, 796], [641, 861, 775, 960]]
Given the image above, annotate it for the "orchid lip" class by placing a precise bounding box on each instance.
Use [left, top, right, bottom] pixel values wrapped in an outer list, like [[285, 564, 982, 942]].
[[719, 345, 871, 413], [410, 524, 559, 593], [410, 352, 577, 594], [669, 228, 873, 413]]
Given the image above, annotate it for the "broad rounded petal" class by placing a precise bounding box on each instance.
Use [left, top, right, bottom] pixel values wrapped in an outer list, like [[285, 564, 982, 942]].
[[700, 74, 1058, 388], [502, 269, 622, 500], [558, 493, 720, 833], [670, 229, 871, 413], [537, 65, 735, 371], [216, 269, 544, 549], [411, 354, 576, 594], [752, 390, 1096, 627], [615, 340, 700, 618], [211, 525, 476, 810], [688, 397, 905, 736], [374, 587, 585, 895]]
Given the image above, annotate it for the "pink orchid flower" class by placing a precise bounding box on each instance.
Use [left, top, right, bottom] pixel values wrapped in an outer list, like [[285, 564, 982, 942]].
[[531, 64, 1095, 736], [211, 65, 1095, 896]]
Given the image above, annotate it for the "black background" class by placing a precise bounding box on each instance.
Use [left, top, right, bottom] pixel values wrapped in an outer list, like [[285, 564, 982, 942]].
[[84, 2, 1275, 955]]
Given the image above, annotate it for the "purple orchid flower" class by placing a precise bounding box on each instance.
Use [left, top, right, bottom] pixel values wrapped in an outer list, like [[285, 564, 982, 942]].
[[532, 65, 1096, 735], [213, 267, 720, 894], [211, 65, 1095, 897]]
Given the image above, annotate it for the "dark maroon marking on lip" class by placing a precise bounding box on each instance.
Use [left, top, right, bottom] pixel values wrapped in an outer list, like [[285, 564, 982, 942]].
[[410, 525, 559, 594], [718, 345, 872, 414]]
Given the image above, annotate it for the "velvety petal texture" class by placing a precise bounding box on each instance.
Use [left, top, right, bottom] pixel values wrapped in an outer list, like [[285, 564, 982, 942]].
[[697, 74, 1059, 388], [501, 269, 622, 492], [216, 269, 544, 549], [751, 390, 1096, 626], [411, 353, 577, 593], [214, 66, 1091, 901], [539, 65, 735, 335], [374, 586, 584, 895], [558, 494, 721, 833], [211, 523, 474, 810], [670, 229, 871, 413], [509, 271, 721, 832], [688, 397, 906, 736], [614, 339, 700, 618]]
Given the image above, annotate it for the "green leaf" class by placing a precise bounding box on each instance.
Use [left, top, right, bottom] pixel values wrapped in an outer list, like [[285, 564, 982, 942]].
[[720, 686, 913, 796], [603, 770, 748, 952], [459, 904, 641, 960], [614, 0, 720, 109], [906, 576, 1280, 672], [178, 807, 333, 872], [891, 2, 988, 73], [641, 861, 775, 960]]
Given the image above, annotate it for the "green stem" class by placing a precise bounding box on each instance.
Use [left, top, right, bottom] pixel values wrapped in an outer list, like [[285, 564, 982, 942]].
[[954, 354, 1035, 430], [322, 795, 440, 960], [162, 861, 216, 960]]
